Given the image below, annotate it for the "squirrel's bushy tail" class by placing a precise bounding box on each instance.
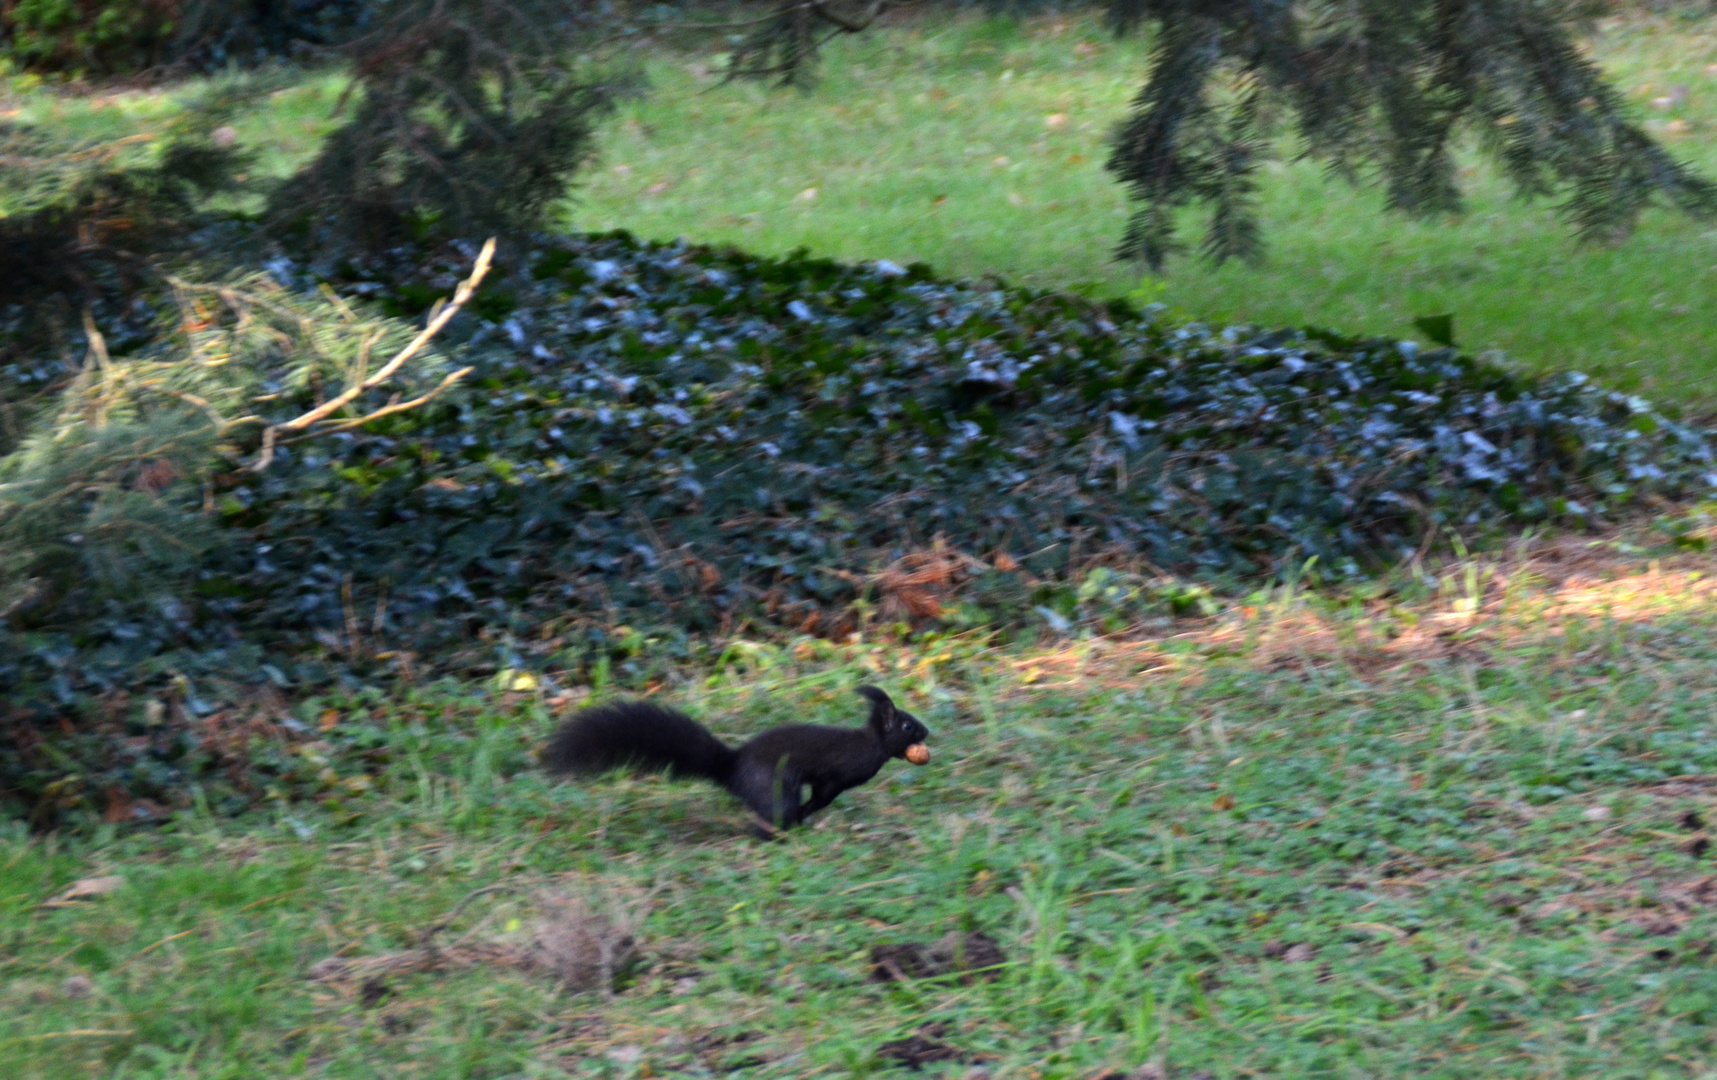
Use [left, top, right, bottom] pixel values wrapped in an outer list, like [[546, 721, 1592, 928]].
[[543, 700, 737, 785]]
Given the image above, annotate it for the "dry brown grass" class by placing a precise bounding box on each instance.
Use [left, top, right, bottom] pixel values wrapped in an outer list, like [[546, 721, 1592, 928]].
[[308, 879, 648, 995], [994, 532, 1717, 697], [870, 542, 988, 623]]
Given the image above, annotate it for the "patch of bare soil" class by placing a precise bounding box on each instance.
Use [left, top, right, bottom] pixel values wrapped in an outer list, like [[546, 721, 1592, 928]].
[[869, 931, 1006, 984], [875, 1022, 973, 1069]]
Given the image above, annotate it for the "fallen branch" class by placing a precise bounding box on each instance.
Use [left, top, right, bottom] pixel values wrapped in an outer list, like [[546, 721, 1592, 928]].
[[252, 237, 494, 471], [274, 367, 474, 447]]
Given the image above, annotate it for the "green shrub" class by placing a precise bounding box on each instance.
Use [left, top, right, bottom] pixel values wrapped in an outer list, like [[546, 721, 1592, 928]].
[[0, 266, 448, 825], [2, 0, 176, 75], [0, 92, 256, 478]]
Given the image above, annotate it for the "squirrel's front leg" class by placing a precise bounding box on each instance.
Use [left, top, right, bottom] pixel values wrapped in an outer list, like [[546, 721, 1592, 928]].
[[801, 782, 839, 819]]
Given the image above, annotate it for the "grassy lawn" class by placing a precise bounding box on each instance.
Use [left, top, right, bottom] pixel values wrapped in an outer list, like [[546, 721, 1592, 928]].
[[570, 10, 1717, 409], [12, 10, 1717, 1080], [9, 539, 1717, 1078]]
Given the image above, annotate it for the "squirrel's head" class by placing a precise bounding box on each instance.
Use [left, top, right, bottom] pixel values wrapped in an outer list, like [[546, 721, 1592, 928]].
[[858, 686, 930, 763]]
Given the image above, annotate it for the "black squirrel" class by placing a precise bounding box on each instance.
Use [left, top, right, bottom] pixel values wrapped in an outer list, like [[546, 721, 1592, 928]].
[[543, 686, 930, 832]]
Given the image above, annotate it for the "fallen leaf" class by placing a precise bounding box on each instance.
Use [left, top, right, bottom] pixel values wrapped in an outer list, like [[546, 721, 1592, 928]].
[[47, 876, 125, 905], [1343, 921, 1409, 941], [1212, 793, 1235, 811], [134, 458, 178, 495]]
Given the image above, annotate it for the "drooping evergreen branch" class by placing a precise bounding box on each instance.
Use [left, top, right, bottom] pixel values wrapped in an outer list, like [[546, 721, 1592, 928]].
[[1106, 14, 1223, 269], [265, 0, 619, 254], [726, 1, 903, 88], [1102, 0, 1716, 268]]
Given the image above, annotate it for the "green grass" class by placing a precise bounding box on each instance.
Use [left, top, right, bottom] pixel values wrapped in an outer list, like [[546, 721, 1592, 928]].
[[0, 70, 347, 211], [569, 10, 1717, 409], [11, 12, 1717, 1079], [10, 545, 1717, 1078]]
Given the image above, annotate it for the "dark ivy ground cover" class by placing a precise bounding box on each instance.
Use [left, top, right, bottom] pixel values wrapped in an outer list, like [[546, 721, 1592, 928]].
[[247, 229, 1715, 638], [4, 228, 1717, 818]]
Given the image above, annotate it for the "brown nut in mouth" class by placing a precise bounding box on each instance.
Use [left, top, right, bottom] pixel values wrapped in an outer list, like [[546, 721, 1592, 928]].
[[904, 743, 931, 765]]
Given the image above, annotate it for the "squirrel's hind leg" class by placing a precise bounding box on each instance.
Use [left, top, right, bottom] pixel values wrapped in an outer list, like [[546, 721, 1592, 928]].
[[730, 762, 804, 831]]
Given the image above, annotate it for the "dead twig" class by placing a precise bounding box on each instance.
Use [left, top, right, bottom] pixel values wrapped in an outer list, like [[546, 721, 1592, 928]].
[[252, 237, 494, 471], [273, 367, 473, 447], [420, 882, 517, 946]]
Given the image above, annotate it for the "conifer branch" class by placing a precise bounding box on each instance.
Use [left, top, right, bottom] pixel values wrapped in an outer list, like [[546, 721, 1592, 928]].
[[1099, 0, 1716, 269]]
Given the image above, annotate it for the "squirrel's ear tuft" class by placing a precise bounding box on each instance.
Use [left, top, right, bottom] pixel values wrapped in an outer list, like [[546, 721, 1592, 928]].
[[858, 685, 894, 727]]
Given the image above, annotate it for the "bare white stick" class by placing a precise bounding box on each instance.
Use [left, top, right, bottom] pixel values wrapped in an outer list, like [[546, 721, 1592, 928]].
[[252, 237, 495, 471]]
